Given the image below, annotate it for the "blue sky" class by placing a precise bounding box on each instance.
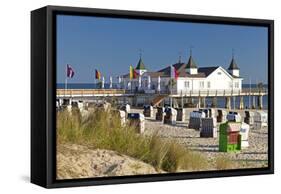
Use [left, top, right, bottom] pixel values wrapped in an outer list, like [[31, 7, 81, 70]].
[[56, 14, 268, 84]]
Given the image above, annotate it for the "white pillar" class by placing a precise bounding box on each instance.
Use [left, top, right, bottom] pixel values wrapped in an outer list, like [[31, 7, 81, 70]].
[[101, 76, 105, 89], [128, 81, 131, 90], [109, 76, 113, 89], [148, 76, 151, 90], [138, 76, 142, 89], [157, 76, 161, 93], [117, 76, 121, 89]]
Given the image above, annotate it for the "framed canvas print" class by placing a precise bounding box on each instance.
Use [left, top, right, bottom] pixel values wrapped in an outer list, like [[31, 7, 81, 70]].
[[31, 5, 274, 188]]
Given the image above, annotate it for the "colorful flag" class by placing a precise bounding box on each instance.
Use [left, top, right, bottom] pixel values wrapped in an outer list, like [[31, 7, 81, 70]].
[[175, 67, 179, 80], [130, 65, 139, 79], [133, 68, 138, 79], [170, 65, 179, 80], [129, 65, 134, 79], [66, 64, 75, 78], [95, 69, 101, 80]]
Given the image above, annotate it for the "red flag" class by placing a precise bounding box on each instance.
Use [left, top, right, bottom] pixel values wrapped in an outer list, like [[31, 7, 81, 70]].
[[67, 64, 74, 78], [133, 69, 139, 79], [174, 67, 179, 80]]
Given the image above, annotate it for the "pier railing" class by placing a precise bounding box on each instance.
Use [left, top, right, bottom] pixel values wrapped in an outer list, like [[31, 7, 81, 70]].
[[170, 88, 268, 97], [124, 87, 267, 96], [57, 87, 267, 98], [57, 89, 126, 97]]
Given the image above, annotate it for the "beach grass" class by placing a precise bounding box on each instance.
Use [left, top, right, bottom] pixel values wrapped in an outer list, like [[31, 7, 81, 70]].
[[215, 156, 236, 170], [57, 108, 209, 172]]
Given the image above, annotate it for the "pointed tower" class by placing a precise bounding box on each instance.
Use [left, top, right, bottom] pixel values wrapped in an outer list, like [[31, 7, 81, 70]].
[[135, 55, 147, 76], [185, 49, 198, 74], [228, 55, 240, 77]]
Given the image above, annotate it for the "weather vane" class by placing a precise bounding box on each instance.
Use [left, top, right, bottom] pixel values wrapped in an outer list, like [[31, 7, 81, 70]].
[[178, 51, 182, 63]]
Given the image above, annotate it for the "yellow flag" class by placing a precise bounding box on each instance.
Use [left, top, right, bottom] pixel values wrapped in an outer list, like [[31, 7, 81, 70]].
[[129, 65, 133, 79]]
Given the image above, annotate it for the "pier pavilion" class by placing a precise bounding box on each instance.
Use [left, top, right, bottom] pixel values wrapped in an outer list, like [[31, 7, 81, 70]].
[[120, 51, 243, 96], [57, 52, 267, 109]]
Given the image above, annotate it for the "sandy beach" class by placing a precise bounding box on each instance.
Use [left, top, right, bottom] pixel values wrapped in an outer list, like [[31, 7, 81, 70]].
[[132, 108, 268, 170]]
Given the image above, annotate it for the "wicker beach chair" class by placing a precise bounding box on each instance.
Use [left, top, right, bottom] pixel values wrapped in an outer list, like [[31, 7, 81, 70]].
[[164, 107, 177, 125], [156, 107, 165, 121], [176, 108, 186, 121], [240, 122, 250, 148], [217, 109, 227, 123], [188, 111, 205, 130], [127, 113, 145, 133], [226, 111, 241, 122], [200, 118, 217, 138], [143, 105, 154, 117], [244, 111, 255, 125]]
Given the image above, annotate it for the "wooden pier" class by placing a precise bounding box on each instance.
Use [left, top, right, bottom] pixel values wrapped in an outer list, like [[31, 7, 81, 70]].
[[56, 88, 267, 109]]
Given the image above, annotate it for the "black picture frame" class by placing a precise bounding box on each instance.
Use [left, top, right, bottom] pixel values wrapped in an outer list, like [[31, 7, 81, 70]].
[[31, 5, 274, 188]]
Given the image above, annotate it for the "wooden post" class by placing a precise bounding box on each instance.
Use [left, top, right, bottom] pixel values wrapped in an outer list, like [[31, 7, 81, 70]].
[[239, 96, 244, 109], [211, 96, 217, 108], [225, 96, 231, 109], [201, 97, 206, 108], [233, 96, 236, 110], [181, 91, 183, 108], [252, 95, 256, 109], [258, 95, 263, 109], [198, 90, 201, 108]]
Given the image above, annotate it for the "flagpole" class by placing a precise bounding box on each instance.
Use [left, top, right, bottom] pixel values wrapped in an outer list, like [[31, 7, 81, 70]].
[[249, 76, 251, 109], [130, 79, 132, 93], [65, 65, 68, 97], [65, 78, 68, 90], [64, 78, 67, 97], [170, 66, 172, 107]]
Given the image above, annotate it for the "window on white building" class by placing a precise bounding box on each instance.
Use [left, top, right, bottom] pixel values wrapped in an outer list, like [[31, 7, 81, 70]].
[[199, 81, 204, 88], [184, 81, 190, 88], [207, 81, 211, 88]]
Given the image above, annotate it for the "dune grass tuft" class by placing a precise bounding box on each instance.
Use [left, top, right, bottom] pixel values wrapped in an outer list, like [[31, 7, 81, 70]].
[[215, 156, 236, 170], [57, 108, 208, 172]]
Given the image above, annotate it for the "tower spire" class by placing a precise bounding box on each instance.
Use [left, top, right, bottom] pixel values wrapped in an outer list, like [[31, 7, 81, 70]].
[[228, 49, 240, 77], [185, 46, 198, 74], [228, 49, 239, 70], [135, 49, 146, 75]]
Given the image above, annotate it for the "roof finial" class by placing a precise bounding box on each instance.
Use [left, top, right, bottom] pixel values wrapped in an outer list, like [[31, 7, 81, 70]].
[[178, 51, 182, 63], [232, 48, 235, 59]]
